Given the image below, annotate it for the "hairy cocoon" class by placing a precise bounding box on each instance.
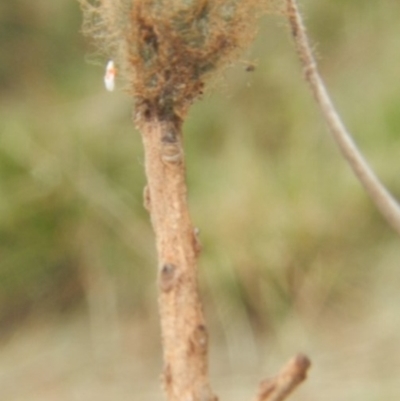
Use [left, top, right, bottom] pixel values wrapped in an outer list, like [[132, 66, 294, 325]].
[[79, 0, 273, 117]]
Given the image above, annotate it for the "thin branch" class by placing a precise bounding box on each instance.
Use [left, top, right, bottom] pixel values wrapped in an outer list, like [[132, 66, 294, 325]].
[[137, 114, 216, 401], [286, 0, 400, 236], [255, 354, 311, 401]]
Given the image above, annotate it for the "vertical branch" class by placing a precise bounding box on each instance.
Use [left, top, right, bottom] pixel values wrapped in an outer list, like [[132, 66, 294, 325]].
[[137, 111, 216, 401], [286, 0, 400, 236], [78, 3, 313, 401]]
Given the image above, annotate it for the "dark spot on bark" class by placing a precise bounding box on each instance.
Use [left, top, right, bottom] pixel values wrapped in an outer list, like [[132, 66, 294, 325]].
[[162, 363, 172, 386], [143, 185, 151, 211], [161, 130, 178, 144], [192, 227, 202, 256], [160, 263, 178, 292], [190, 324, 208, 355], [144, 108, 152, 120]]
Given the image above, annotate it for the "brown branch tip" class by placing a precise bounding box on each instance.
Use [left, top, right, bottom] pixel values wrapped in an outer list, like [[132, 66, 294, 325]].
[[255, 353, 311, 401]]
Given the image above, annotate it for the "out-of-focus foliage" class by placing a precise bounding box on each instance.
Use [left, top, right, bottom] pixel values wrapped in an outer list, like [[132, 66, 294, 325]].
[[1, 0, 400, 345]]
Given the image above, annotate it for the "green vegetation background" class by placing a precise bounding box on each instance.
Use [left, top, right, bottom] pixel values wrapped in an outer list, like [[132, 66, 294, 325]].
[[1, 1, 400, 399]]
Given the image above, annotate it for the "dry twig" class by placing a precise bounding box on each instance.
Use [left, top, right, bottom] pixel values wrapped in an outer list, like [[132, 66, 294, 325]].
[[286, 0, 400, 236], [77, 1, 271, 399], [78, 2, 313, 400], [255, 354, 311, 401], [137, 115, 216, 401]]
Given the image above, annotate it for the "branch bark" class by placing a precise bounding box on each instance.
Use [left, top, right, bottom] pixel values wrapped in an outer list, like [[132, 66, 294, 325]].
[[137, 110, 310, 401], [255, 354, 311, 401], [137, 111, 216, 401], [286, 0, 400, 236]]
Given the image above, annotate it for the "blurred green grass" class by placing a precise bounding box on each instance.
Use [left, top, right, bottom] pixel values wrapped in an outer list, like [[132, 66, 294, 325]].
[[1, 0, 400, 399], [0, 0, 399, 330]]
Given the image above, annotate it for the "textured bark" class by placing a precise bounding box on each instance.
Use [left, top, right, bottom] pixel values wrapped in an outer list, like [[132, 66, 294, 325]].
[[255, 354, 310, 401], [137, 113, 216, 401]]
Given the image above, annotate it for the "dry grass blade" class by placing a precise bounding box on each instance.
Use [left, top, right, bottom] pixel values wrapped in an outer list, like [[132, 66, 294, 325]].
[[286, 0, 400, 236], [255, 354, 311, 401]]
